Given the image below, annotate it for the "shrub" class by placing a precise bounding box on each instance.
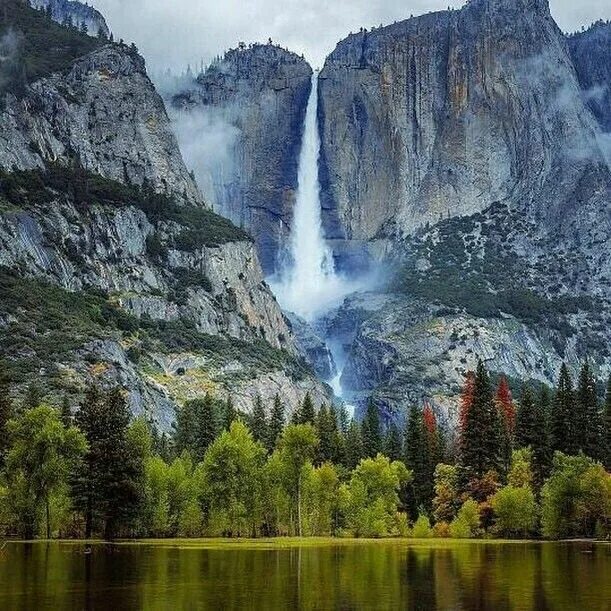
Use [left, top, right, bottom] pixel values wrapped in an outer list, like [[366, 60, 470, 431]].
[[449, 499, 481, 539], [411, 514, 433, 538]]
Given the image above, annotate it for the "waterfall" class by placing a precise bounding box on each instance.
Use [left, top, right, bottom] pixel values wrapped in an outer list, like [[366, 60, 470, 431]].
[[270, 73, 352, 322]]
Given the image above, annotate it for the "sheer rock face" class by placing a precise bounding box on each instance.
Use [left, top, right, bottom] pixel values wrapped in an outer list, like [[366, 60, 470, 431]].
[[172, 45, 312, 274], [0, 35, 331, 426], [29, 0, 110, 37], [569, 21, 611, 134], [318, 0, 610, 267], [0, 45, 202, 206]]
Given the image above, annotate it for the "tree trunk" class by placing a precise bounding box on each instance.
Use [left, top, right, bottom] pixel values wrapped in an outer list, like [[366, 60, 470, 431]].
[[297, 477, 302, 537], [45, 495, 51, 540]]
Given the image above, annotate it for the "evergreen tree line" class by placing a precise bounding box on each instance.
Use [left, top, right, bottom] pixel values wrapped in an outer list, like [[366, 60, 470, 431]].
[[0, 359, 609, 540]]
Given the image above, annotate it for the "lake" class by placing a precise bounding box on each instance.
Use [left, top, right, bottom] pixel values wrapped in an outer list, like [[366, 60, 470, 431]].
[[0, 540, 608, 609]]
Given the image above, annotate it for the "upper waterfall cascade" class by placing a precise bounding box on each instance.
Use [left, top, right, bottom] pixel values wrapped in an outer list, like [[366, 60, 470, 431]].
[[270, 74, 355, 323]]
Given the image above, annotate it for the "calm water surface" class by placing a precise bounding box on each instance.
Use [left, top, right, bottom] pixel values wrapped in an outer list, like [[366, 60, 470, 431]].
[[0, 540, 608, 610]]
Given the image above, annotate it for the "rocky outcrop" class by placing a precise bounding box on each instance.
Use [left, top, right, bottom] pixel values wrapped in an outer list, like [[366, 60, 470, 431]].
[[327, 288, 610, 428], [286, 312, 336, 380], [0, 45, 202, 205], [568, 21, 611, 135], [171, 44, 312, 273], [29, 0, 110, 37], [318, 0, 611, 268], [0, 6, 332, 427]]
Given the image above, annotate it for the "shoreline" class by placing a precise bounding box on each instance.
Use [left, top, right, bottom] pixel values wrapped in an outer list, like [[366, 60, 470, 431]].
[[3, 537, 608, 550]]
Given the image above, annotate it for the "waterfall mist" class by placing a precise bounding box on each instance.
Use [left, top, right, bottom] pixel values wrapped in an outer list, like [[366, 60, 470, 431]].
[[270, 74, 359, 323]]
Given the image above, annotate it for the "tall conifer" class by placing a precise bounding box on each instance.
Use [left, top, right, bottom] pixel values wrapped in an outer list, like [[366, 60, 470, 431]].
[[551, 364, 576, 455]]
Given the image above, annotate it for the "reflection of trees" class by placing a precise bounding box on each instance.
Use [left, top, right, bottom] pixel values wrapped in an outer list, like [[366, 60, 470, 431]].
[[1, 541, 609, 609]]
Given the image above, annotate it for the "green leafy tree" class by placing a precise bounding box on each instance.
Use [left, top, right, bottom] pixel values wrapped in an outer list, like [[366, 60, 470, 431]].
[[432, 463, 460, 524], [267, 395, 285, 452], [541, 452, 611, 539], [276, 424, 318, 536], [460, 360, 502, 481], [361, 399, 382, 458], [491, 486, 537, 538], [6, 405, 86, 538], [250, 395, 268, 447], [201, 421, 267, 536], [302, 462, 340, 536], [411, 514, 433, 538], [339, 455, 411, 537], [551, 364, 577, 455]]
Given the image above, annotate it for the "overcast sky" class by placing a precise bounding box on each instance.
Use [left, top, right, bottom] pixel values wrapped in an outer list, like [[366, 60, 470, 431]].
[[90, 0, 610, 72]]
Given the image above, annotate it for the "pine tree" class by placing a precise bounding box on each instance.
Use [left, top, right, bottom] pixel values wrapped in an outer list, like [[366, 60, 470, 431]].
[[0, 367, 13, 467], [72, 385, 142, 539], [295, 393, 315, 425], [267, 394, 285, 452], [22, 381, 43, 411], [60, 395, 72, 428], [384, 422, 403, 462], [515, 385, 537, 449], [495, 376, 516, 434], [576, 361, 603, 460], [316, 404, 341, 464], [250, 395, 268, 445], [361, 399, 382, 458], [222, 395, 237, 431], [337, 403, 349, 437], [174, 394, 219, 461], [459, 370, 476, 431], [495, 377, 515, 477], [404, 405, 430, 514], [344, 419, 363, 469], [551, 364, 576, 455], [460, 360, 502, 481], [423, 402, 443, 466], [516, 385, 550, 488]]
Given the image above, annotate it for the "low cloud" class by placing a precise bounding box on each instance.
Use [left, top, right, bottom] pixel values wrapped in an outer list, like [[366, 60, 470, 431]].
[[90, 0, 610, 73]]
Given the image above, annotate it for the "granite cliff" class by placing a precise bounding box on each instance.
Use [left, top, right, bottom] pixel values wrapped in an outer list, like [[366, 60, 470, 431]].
[[171, 44, 312, 273], [0, 1, 330, 427]]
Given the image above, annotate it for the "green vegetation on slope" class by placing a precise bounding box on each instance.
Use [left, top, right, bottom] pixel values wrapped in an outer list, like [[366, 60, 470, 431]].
[[0, 164, 251, 247], [0, 267, 307, 386], [393, 204, 601, 345], [0, 0, 104, 98]]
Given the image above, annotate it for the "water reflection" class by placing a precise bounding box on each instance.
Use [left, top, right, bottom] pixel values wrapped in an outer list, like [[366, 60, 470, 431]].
[[0, 541, 608, 609]]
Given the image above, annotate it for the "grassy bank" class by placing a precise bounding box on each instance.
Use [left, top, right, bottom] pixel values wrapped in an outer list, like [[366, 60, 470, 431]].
[[7, 537, 607, 551]]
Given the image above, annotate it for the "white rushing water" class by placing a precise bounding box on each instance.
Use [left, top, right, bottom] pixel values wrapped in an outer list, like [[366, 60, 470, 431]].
[[270, 74, 355, 322]]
